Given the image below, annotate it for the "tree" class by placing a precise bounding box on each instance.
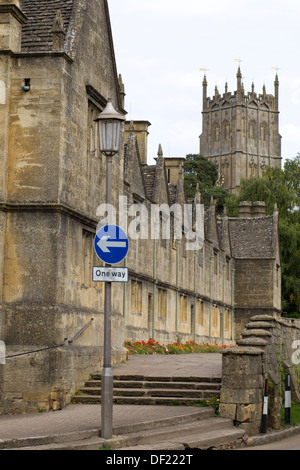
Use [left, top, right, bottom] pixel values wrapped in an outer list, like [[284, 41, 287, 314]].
[[224, 157, 300, 316], [183, 154, 229, 213]]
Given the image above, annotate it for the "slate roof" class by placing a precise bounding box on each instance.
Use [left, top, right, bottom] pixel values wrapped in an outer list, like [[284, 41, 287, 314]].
[[141, 164, 156, 201], [20, 0, 74, 52], [228, 216, 275, 259]]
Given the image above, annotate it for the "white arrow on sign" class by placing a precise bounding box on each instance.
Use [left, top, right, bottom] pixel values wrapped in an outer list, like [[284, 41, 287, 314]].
[[97, 236, 127, 253]]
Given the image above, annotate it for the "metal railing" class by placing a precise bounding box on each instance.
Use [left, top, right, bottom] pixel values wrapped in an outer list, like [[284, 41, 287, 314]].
[[5, 318, 94, 359]]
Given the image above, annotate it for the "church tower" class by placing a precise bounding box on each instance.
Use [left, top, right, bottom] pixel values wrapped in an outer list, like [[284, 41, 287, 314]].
[[199, 68, 282, 192]]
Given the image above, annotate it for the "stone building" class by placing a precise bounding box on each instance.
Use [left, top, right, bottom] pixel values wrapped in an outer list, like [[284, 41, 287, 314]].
[[0, 0, 281, 413], [200, 68, 282, 192]]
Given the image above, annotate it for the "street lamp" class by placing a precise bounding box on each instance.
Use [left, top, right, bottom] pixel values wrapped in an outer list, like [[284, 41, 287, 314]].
[[94, 98, 125, 440], [95, 98, 125, 158]]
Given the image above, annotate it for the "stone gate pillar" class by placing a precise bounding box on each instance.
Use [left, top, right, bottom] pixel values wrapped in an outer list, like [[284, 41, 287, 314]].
[[219, 347, 265, 436]]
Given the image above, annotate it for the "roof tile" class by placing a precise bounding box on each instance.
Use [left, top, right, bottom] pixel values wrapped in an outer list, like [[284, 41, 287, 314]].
[[20, 0, 74, 52]]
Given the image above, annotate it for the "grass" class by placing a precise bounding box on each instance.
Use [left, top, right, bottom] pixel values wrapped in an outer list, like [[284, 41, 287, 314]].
[[281, 402, 300, 426], [124, 338, 234, 355]]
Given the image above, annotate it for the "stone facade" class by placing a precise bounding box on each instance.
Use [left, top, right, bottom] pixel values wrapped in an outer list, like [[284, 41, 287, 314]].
[[220, 314, 300, 435], [0, 0, 282, 414], [200, 68, 282, 192]]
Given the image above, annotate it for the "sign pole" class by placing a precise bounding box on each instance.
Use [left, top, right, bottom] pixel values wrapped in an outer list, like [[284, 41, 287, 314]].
[[101, 155, 113, 440], [94, 165, 128, 441], [285, 374, 291, 425], [261, 379, 268, 434]]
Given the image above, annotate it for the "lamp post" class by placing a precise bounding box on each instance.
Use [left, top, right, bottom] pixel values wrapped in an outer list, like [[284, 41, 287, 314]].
[[94, 98, 125, 440]]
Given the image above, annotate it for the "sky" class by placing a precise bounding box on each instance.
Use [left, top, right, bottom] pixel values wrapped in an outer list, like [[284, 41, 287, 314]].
[[108, 0, 300, 165]]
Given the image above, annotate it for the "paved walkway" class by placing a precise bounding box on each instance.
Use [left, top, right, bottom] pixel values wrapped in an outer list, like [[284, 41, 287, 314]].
[[113, 352, 222, 379], [0, 354, 222, 442]]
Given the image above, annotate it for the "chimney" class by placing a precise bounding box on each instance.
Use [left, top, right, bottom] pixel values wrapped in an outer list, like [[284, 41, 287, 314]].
[[238, 201, 252, 218], [252, 201, 266, 217], [164, 157, 185, 184], [0, 0, 27, 53], [124, 120, 151, 164]]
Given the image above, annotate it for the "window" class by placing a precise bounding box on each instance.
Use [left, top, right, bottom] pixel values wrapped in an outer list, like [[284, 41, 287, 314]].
[[212, 122, 220, 144], [249, 158, 257, 177], [260, 122, 268, 142], [249, 120, 257, 140], [158, 288, 167, 318], [197, 299, 204, 325], [212, 305, 219, 328], [222, 120, 230, 142], [180, 295, 188, 322], [131, 280, 142, 314], [87, 104, 98, 152]]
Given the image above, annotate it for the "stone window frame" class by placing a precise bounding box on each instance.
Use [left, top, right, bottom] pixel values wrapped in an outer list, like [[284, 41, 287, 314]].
[[131, 280, 143, 315]]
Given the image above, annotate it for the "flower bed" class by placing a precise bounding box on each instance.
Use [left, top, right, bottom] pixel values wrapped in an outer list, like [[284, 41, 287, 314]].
[[124, 338, 232, 355]]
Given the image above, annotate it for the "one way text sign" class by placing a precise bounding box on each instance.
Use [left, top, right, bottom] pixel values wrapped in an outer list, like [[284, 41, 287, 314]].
[[92, 267, 128, 283]]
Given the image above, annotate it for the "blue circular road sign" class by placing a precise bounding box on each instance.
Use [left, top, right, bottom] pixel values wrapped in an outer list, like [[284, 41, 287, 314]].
[[94, 225, 129, 265]]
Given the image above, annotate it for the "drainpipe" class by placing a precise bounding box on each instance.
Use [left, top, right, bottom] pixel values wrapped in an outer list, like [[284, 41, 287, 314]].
[[152, 237, 157, 339], [209, 256, 213, 341], [175, 240, 180, 334], [231, 268, 236, 341], [122, 199, 129, 320], [193, 250, 197, 341], [222, 264, 225, 345]]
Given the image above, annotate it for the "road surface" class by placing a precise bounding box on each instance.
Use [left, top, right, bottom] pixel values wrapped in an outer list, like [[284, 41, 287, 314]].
[[246, 433, 300, 450]]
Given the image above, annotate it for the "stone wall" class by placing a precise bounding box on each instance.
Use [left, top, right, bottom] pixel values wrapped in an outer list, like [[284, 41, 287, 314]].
[[220, 314, 300, 435]]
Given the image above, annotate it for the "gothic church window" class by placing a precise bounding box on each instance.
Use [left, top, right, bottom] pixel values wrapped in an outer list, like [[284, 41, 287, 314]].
[[212, 122, 220, 143], [260, 122, 268, 142], [241, 117, 246, 136], [222, 158, 230, 187], [249, 120, 257, 140], [249, 158, 257, 177], [260, 159, 268, 176], [222, 120, 230, 142]]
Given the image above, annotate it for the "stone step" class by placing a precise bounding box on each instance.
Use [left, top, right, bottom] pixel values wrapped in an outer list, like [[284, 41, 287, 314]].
[[115, 416, 234, 447], [78, 386, 220, 398], [72, 373, 221, 406], [180, 427, 245, 450], [10, 416, 245, 451], [9, 436, 106, 451], [92, 373, 222, 383], [86, 379, 221, 390], [117, 418, 245, 450], [72, 395, 218, 406]]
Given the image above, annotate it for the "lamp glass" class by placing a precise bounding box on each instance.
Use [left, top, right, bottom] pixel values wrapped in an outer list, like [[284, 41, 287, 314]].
[[95, 99, 124, 157], [98, 119, 121, 157]]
